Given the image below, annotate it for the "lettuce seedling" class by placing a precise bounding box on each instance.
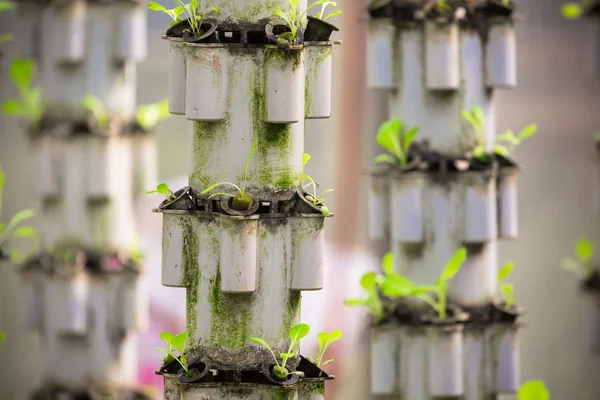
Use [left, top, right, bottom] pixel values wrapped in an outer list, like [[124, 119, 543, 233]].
[[202, 140, 257, 211], [494, 124, 538, 157], [561, 0, 592, 19], [0, 0, 14, 44], [461, 106, 490, 161], [313, 0, 342, 21], [436, 0, 452, 13], [344, 270, 385, 321], [2, 58, 44, 129], [274, 0, 335, 43], [0, 165, 36, 263], [497, 261, 516, 309], [561, 238, 596, 280], [517, 380, 550, 400], [146, 183, 176, 202], [373, 118, 419, 168], [136, 99, 170, 131], [155, 331, 191, 376], [148, 1, 185, 26], [148, 0, 219, 36], [82, 95, 110, 129], [379, 248, 467, 320], [250, 323, 310, 380], [310, 329, 342, 375], [301, 153, 333, 216]]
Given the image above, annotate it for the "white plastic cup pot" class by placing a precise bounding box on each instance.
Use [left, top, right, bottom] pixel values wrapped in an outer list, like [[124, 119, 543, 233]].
[[55, 274, 89, 335], [367, 19, 394, 89], [426, 324, 464, 397], [163, 374, 181, 400], [491, 323, 520, 393], [368, 174, 390, 241], [86, 136, 132, 199], [425, 20, 460, 90], [587, 15, 600, 77], [290, 216, 325, 291], [305, 44, 333, 119], [486, 18, 517, 88], [463, 174, 497, 243], [31, 135, 60, 199], [219, 216, 258, 294], [497, 173, 518, 239], [297, 380, 325, 400], [584, 292, 600, 355], [167, 37, 186, 115], [390, 175, 425, 244], [118, 274, 148, 331], [48, 0, 86, 64], [21, 271, 43, 330], [161, 212, 187, 288], [265, 48, 304, 123], [370, 325, 399, 395], [112, 1, 147, 62], [185, 45, 228, 121]]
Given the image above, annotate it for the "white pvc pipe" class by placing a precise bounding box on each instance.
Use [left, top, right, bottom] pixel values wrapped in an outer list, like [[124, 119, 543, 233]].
[[426, 324, 464, 397]]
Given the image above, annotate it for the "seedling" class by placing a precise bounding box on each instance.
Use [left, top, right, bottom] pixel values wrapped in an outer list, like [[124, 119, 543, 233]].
[[82, 95, 110, 129], [373, 118, 419, 168], [308, 329, 342, 375], [202, 140, 257, 211], [250, 323, 310, 380], [498, 261, 516, 309], [136, 99, 171, 131], [344, 254, 389, 321], [435, 0, 452, 13], [0, 165, 36, 263], [561, 238, 596, 280], [146, 183, 176, 202], [561, 0, 593, 19], [379, 248, 467, 320], [517, 380, 550, 400], [301, 153, 333, 216], [313, 0, 342, 21], [149, 0, 219, 37], [461, 106, 490, 161], [155, 331, 192, 376], [494, 123, 538, 157], [0, 0, 14, 44], [2, 58, 44, 129]]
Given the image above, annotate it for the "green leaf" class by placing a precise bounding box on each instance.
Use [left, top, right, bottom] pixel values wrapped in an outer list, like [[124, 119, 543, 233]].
[[273, 9, 292, 27], [320, 205, 330, 217], [561, 257, 587, 278], [360, 272, 378, 290], [329, 329, 342, 341], [280, 352, 295, 359], [562, 3, 582, 19], [160, 331, 175, 344], [250, 337, 272, 351], [317, 332, 330, 350], [402, 127, 419, 155], [148, 1, 167, 11], [461, 110, 478, 130], [376, 119, 402, 159], [495, 130, 516, 143], [518, 123, 538, 141], [10, 58, 33, 92], [0, 1, 14, 13], [440, 248, 467, 281], [303, 153, 311, 167], [381, 274, 415, 298], [2, 99, 23, 116], [157, 184, 170, 198], [9, 209, 34, 226], [498, 261, 514, 281], [12, 226, 36, 238], [373, 154, 396, 165], [472, 106, 485, 126], [323, 10, 342, 21], [321, 359, 334, 366], [170, 332, 188, 354], [382, 252, 394, 275], [494, 144, 510, 156], [576, 239, 594, 263], [289, 323, 310, 342], [517, 380, 550, 400], [344, 299, 365, 307], [9, 248, 20, 263], [0, 331, 5, 347]]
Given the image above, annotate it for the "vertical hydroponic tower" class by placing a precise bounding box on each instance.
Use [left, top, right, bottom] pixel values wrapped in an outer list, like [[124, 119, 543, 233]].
[[366, 0, 522, 398], [153, 0, 339, 399], [15, 0, 153, 397]]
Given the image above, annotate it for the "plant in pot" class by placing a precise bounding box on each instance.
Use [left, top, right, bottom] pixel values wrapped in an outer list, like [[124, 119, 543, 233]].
[[146, 183, 176, 203], [149, 0, 219, 42], [300, 153, 333, 216], [561, 238, 600, 290], [561, 0, 593, 19], [155, 331, 207, 382], [272, 0, 336, 46], [201, 139, 258, 213], [2, 58, 45, 131], [250, 323, 310, 384], [517, 380, 550, 400], [461, 106, 494, 164], [344, 271, 386, 323], [0, 0, 13, 44], [494, 123, 538, 159], [135, 98, 171, 131], [304, 0, 342, 42], [304, 329, 342, 377], [495, 260, 519, 319], [0, 165, 37, 263], [373, 118, 419, 169], [82, 95, 110, 131]]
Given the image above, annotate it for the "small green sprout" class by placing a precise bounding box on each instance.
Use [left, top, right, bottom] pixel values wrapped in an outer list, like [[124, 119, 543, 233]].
[[274, 0, 336, 43], [373, 118, 419, 168], [2, 58, 44, 129], [82, 95, 109, 129], [148, 1, 185, 26], [379, 248, 467, 320], [517, 380, 550, 400], [461, 106, 490, 161], [498, 261, 516, 309], [436, 0, 452, 13], [494, 124, 538, 157], [301, 153, 333, 216], [561, 238, 596, 280], [136, 99, 170, 131], [344, 254, 392, 321], [313, 0, 342, 21], [155, 331, 191, 376], [561, 0, 593, 19], [149, 0, 219, 37], [146, 183, 176, 202], [202, 140, 257, 211], [250, 323, 310, 380], [0, 165, 36, 263], [312, 330, 342, 374], [0, 0, 14, 44]]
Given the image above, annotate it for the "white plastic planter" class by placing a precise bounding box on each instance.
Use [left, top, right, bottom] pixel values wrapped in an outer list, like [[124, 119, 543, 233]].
[[167, 38, 186, 115], [587, 15, 600, 77], [290, 216, 325, 291], [265, 48, 304, 123], [161, 212, 187, 288], [48, 0, 86, 64], [185, 45, 228, 121], [163, 374, 181, 400], [391, 175, 425, 244], [219, 216, 258, 294], [118, 275, 147, 331], [21, 272, 43, 330], [426, 324, 464, 397], [368, 174, 389, 241], [112, 1, 147, 62], [305, 44, 332, 119], [298, 380, 325, 400], [425, 21, 460, 90], [54, 274, 89, 335], [31, 136, 60, 199], [367, 19, 394, 89], [486, 19, 517, 88], [86, 136, 132, 199], [491, 323, 520, 393], [463, 175, 497, 243], [584, 292, 600, 354], [498, 173, 518, 239], [370, 325, 399, 395]]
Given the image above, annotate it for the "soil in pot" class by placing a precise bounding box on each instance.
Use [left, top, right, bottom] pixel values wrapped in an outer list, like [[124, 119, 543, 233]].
[[183, 21, 218, 43], [367, 0, 394, 19], [157, 355, 184, 375], [483, 0, 516, 17], [261, 363, 300, 386], [304, 16, 339, 41], [489, 302, 520, 323], [178, 358, 212, 384]]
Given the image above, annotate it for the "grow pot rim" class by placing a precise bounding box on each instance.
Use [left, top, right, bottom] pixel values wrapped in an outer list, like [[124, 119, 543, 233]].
[[217, 213, 260, 222], [154, 209, 334, 219], [262, 363, 302, 387], [174, 381, 301, 390], [161, 35, 184, 42], [183, 42, 228, 48]]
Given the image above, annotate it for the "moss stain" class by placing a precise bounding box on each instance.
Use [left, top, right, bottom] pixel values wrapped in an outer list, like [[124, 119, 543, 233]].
[[181, 216, 200, 344]]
